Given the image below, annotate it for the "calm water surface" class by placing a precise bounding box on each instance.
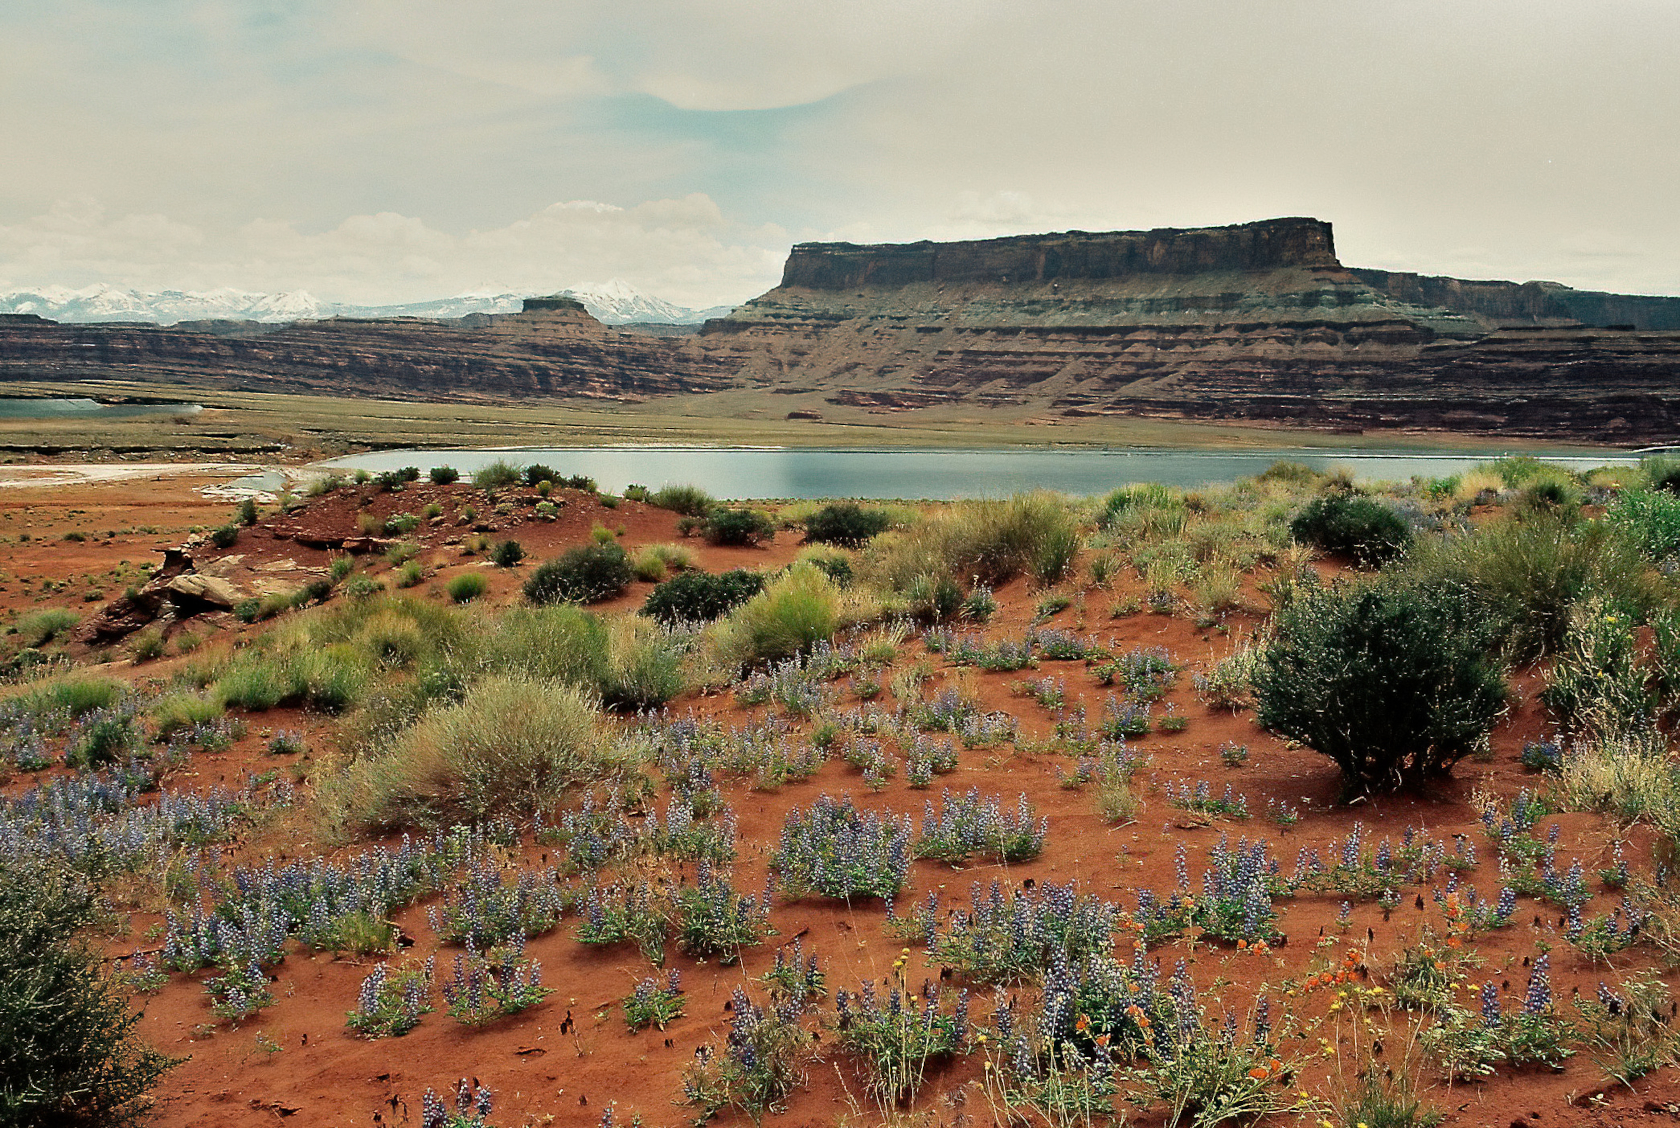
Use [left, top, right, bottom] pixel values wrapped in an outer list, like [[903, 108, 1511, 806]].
[[0, 397, 201, 419], [315, 446, 1637, 500]]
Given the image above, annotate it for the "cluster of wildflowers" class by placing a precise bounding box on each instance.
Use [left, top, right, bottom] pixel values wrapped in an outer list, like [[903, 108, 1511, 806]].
[[1263, 798, 1299, 828], [1099, 695, 1151, 739], [1479, 789, 1554, 863], [420, 1079, 494, 1128], [761, 937, 825, 1001], [63, 699, 145, 768], [206, 960, 274, 1020], [674, 860, 775, 964], [682, 987, 813, 1124], [266, 729, 308, 756], [1090, 647, 1175, 699], [575, 878, 670, 963], [1505, 850, 1593, 911], [1026, 628, 1099, 661], [1290, 822, 1477, 902], [1057, 741, 1145, 791], [835, 976, 970, 1103], [1167, 779, 1250, 820], [441, 938, 551, 1026], [1519, 739, 1563, 772], [841, 738, 896, 790], [1431, 879, 1517, 933], [1011, 676, 1066, 710], [655, 799, 738, 862], [535, 790, 647, 873], [773, 794, 912, 901], [642, 713, 825, 790], [926, 880, 1118, 984], [923, 629, 1036, 672], [0, 767, 281, 877], [908, 688, 979, 734], [347, 958, 435, 1037], [623, 969, 685, 1031], [1600, 840, 1631, 889], [1566, 897, 1648, 959], [914, 789, 1047, 865], [903, 734, 958, 788], [1132, 839, 1285, 944], [736, 658, 837, 717], [427, 855, 566, 948]]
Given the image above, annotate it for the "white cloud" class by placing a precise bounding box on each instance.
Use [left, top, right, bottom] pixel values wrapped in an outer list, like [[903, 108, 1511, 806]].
[[0, 194, 787, 308]]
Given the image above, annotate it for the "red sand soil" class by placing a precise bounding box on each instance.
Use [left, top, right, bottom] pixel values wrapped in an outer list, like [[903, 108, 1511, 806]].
[[5, 473, 1680, 1128]]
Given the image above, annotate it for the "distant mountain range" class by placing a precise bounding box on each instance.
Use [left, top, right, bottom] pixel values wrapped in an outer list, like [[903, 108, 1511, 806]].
[[0, 280, 735, 326]]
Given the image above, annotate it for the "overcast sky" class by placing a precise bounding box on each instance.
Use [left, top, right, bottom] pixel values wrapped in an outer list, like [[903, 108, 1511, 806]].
[[2, 0, 1676, 308]]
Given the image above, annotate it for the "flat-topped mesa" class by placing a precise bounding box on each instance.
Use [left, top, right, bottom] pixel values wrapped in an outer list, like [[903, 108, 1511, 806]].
[[780, 217, 1341, 290]]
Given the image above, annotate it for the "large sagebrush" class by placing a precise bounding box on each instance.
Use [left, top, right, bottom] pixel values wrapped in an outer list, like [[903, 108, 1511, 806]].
[[1255, 578, 1507, 796]]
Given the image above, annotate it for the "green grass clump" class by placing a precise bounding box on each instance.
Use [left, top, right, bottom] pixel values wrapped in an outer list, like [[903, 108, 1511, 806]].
[[1606, 489, 1680, 563], [471, 459, 522, 489], [149, 692, 224, 740], [13, 608, 78, 648], [330, 675, 632, 832], [11, 675, 122, 719], [630, 543, 696, 583], [446, 572, 488, 603], [709, 562, 839, 669], [524, 544, 632, 605], [649, 483, 714, 517], [868, 491, 1081, 589]]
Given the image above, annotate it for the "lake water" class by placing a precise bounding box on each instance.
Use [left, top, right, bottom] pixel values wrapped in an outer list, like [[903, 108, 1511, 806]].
[[0, 397, 201, 419], [314, 446, 1638, 500]]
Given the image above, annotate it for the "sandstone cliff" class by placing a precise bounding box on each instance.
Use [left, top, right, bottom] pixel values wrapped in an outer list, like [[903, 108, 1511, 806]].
[[699, 219, 1680, 443]]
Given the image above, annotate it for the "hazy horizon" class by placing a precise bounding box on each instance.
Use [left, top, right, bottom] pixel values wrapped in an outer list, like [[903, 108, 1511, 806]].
[[3, 1, 1676, 309]]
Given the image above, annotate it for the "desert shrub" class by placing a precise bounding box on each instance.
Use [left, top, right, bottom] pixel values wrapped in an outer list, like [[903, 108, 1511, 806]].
[[491, 539, 525, 568], [1405, 514, 1657, 660], [904, 573, 965, 623], [429, 465, 459, 485], [682, 987, 811, 1125], [709, 562, 839, 669], [705, 507, 776, 546], [649, 483, 714, 517], [209, 524, 240, 548], [1255, 578, 1507, 795], [643, 569, 765, 625], [14, 608, 79, 647], [600, 617, 686, 711], [383, 513, 420, 535], [471, 459, 522, 489], [522, 464, 559, 487], [446, 573, 488, 603], [1607, 489, 1680, 563], [804, 502, 891, 547], [14, 675, 122, 718], [236, 497, 259, 526], [334, 675, 631, 831], [394, 561, 424, 589], [0, 860, 178, 1125], [1289, 492, 1411, 564], [127, 628, 166, 662], [632, 543, 694, 582], [523, 544, 632, 605], [479, 605, 610, 689], [869, 491, 1080, 589]]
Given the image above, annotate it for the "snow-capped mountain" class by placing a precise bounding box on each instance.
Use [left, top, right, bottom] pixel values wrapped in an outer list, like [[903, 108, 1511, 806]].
[[559, 280, 735, 325], [0, 281, 735, 326]]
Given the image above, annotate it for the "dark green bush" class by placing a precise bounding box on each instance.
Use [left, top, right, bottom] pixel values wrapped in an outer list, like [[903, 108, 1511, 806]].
[[642, 569, 766, 625], [429, 465, 459, 485], [524, 543, 632, 605], [236, 497, 258, 526], [491, 539, 525, 567], [705, 507, 776, 546], [0, 861, 177, 1125], [1289, 493, 1411, 565], [209, 525, 239, 548], [1255, 579, 1507, 796], [523, 463, 560, 487], [804, 502, 891, 547], [447, 573, 488, 603], [649, 484, 714, 517]]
